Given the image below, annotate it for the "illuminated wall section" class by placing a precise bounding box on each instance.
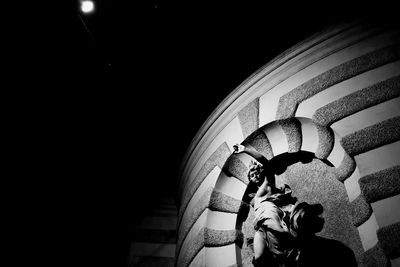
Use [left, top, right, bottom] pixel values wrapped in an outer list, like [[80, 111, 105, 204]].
[[177, 21, 400, 267]]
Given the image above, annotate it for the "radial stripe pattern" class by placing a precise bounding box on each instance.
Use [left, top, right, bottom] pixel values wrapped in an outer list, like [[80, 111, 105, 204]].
[[178, 23, 400, 267]]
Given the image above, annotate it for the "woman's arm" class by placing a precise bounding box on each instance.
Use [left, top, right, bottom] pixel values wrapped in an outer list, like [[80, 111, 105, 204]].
[[255, 172, 278, 197], [233, 144, 269, 166], [234, 144, 277, 196]]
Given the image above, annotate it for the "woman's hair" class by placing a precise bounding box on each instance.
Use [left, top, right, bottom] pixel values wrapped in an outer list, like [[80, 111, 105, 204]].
[[290, 202, 324, 238], [248, 160, 264, 183]]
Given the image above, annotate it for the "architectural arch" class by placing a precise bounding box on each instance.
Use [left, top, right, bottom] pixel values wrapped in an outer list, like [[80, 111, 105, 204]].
[[177, 21, 400, 267]]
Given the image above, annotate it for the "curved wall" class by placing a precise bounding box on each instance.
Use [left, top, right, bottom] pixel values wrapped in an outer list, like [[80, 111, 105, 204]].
[[177, 21, 400, 267]]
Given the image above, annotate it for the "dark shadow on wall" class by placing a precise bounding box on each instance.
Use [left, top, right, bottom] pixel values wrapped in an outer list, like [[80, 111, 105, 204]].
[[268, 151, 334, 176], [242, 151, 333, 205], [238, 151, 357, 266], [251, 235, 358, 267], [296, 235, 357, 267]]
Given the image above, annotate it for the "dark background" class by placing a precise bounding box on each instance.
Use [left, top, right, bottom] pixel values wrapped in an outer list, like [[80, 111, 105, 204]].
[[27, 1, 396, 266], [66, 0, 352, 203]]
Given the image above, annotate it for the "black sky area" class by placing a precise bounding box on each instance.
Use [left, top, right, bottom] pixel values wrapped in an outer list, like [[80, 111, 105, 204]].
[[41, 1, 397, 266], [67, 1, 350, 201]]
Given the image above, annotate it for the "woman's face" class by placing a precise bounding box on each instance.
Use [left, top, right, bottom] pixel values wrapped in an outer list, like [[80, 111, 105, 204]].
[[248, 162, 264, 183], [249, 169, 261, 183]]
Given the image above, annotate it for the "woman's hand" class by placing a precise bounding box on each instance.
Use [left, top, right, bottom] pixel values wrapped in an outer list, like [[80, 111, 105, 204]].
[[233, 144, 245, 153]]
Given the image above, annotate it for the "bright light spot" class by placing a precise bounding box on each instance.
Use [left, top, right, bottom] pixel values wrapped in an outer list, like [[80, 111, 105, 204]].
[[81, 0, 94, 13]]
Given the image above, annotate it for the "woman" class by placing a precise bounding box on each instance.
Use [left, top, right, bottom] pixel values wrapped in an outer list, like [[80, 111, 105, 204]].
[[233, 144, 299, 266]]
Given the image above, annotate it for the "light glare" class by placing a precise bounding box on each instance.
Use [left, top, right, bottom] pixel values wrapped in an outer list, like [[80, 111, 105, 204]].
[[81, 1, 94, 13]]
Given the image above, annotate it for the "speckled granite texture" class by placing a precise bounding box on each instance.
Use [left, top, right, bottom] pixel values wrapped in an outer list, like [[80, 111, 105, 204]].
[[315, 124, 334, 159], [313, 75, 400, 127], [360, 165, 400, 203], [178, 29, 400, 267], [360, 244, 389, 267], [242, 129, 274, 160], [177, 227, 243, 267], [341, 116, 400, 156], [238, 98, 260, 139], [278, 118, 302, 153], [240, 206, 256, 267], [239, 158, 364, 265], [276, 44, 400, 120], [335, 153, 356, 182], [377, 222, 400, 259], [222, 154, 249, 185], [205, 228, 243, 247], [180, 143, 231, 197], [177, 227, 206, 267], [177, 187, 250, 261], [176, 186, 213, 258], [348, 195, 372, 227], [179, 142, 231, 226], [280, 159, 363, 257], [209, 190, 249, 214]]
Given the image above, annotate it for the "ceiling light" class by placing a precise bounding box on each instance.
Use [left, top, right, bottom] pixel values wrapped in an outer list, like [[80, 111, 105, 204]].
[[81, 0, 94, 14]]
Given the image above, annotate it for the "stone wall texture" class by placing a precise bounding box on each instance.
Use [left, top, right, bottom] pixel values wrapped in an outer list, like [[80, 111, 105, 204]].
[[177, 21, 400, 267]]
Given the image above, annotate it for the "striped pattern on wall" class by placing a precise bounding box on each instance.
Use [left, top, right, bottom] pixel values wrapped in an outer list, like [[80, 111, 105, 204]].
[[178, 22, 400, 267]]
